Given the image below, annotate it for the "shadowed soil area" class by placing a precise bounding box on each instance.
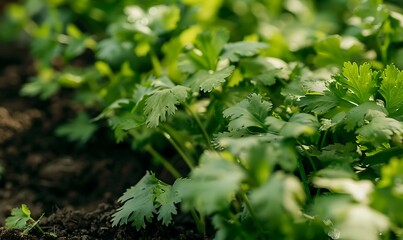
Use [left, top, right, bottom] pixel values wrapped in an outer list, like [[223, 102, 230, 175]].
[[0, 44, 204, 239]]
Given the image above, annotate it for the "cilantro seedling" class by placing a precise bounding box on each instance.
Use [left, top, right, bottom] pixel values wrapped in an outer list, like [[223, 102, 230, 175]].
[[5, 204, 56, 238]]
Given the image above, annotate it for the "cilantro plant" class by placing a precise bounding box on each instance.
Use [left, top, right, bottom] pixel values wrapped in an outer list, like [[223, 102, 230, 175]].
[[2, 0, 403, 239], [5, 204, 56, 238], [108, 1, 403, 238]]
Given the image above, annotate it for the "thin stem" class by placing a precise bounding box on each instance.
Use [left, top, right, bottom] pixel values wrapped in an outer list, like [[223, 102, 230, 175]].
[[34, 216, 46, 235], [184, 103, 213, 150], [228, 210, 266, 240], [377, 32, 390, 65], [239, 188, 267, 237], [297, 141, 318, 172], [25, 214, 45, 235], [150, 50, 162, 77], [315, 188, 321, 200], [190, 209, 206, 236], [320, 129, 328, 149], [297, 157, 312, 202], [239, 189, 271, 239], [145, 145, 182, 178], [160, 125, 195, 170], [239, 189, 257, 221]]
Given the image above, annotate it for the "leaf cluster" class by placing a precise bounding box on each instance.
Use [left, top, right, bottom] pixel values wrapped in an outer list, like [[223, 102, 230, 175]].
[[2, 0, 403, 239]]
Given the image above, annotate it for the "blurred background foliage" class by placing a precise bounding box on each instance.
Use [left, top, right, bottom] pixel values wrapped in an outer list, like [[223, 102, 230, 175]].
[[1, 0, 402, 154], [2, 0, 403, 67]]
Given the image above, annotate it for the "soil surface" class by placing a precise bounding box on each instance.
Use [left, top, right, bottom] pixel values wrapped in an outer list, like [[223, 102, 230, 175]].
[[0, 43, 205, 239]]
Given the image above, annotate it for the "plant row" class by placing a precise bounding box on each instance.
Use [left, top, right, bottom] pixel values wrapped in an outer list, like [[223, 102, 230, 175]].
[[1, 0, 403, 239]]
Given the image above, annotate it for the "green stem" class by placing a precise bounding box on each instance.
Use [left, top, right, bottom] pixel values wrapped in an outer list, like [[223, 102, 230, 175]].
[[228, 210, 266, 240], [184, 103, 213, 150], [239, 188, 266, 236], [320, 129, 328, 149], [145, 145, 182, 178], [160, 125, 195, 170], [25, 215, 45, 235], [377, 36, 389, 65], [190, 209, 206, 236], [239, 189, 257, 221], [150, 50, 162, 77], [297, 157, 312, 202], [297, 141, 318, 172], [376, 26, 390, 65]]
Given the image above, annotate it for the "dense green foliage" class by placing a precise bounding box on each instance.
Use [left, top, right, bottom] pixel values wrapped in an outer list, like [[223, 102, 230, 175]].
[[2, 0, 403, 239]]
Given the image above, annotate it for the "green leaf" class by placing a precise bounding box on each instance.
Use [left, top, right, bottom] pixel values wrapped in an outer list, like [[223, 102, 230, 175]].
[[223, 93, 272, 132], [180, 151, 245, 214], [363, 147, 403, 165], [5, 204, 31, 229], [96, 38, 133, 64], [379, 64, 403, 116], [300, 92, 341, 115], [178, 29, 230, 72], [64, 37, 86, 60], [21, 76, 60, 100], [372, 158, 403, 226], [21, 205, 31, 216], [244, 141, 299, 181], [265, 113, 319, 138], [343, 103, 387, 131], [354, 0, 389, 34], [112, 172, 182, 229], [111, 172, 158, 230], [177, 53, 203, 74], [124, 5, 180, 36], [300, 82, 355, 116], [154, 180, 182, 226], [338, 62, 377, 104], [144, 85, 189, 127], [250, 172, 305, 223], [253, 69, 282, 86], [221, 42, 268, 62], [195, 29, 229, 69], [212, 215, 258, 240], [31, 37, 62, 64], [213, 131, 279, 153], [108, 112, 145, 142], [214, 133, 297, 172], [314, 177, 373, 203], [186, 65, 235, 93], [378, 157, 403, 188], [315, 164, 358, 180], [317, 143, 359, 165], [356, 111, 403, 146], [55, 112, 98, 145], [313, 35, 364, 68], [371, 188, 403, 230], [280, 113, 319, 138], [314, 196, 389, 240]]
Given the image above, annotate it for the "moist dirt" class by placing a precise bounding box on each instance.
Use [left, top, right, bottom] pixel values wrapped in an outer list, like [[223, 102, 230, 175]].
[[0, 44, 205, 239]]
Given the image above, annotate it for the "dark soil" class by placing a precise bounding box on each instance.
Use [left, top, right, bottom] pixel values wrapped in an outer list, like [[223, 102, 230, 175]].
[[0, 43, 205, 239]]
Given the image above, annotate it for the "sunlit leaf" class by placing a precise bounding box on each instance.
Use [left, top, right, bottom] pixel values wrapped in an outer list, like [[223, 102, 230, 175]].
[[144, 85, 189, 127], [379, 64, 403, 117], [186, 65, 235, 92]]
